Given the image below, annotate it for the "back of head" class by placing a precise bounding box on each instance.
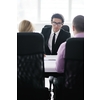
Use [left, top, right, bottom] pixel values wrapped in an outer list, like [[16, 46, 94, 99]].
[[73, 15, 84, 32], [51, 13, 64, 23], [19, 20, 34, 32]]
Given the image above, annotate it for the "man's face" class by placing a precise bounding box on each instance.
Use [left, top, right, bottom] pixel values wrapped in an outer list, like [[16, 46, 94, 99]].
[[51, 18, 63, 32]]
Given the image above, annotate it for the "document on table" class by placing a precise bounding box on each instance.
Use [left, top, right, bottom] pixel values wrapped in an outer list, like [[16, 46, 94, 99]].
[[44, 55, 57, 72]]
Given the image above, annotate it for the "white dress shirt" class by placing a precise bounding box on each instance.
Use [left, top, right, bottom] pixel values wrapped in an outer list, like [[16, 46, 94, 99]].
[[48, 28, 60, 52]]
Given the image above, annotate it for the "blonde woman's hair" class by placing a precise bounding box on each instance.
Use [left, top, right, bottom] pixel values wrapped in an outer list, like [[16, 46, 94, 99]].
[[19, 20, 34, 32]]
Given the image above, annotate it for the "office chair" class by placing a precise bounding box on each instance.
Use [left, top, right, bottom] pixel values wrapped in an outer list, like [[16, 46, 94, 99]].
[[17, 32, 51, 100], [44, 25, 51, 28], [62, 25, 70, 32], [44, 25, 70, 32], [52, 38, 84, 100]]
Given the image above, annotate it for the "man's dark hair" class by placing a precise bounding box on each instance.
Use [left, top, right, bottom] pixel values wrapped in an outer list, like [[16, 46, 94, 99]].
[[51, 13, 64, 23], [73, 15, 84, 32]]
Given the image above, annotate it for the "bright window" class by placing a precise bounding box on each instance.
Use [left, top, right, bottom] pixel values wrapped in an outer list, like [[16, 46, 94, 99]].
[[71, 0, 84, 21], [17, 0, 84, 24], [40, 0, 69, 22], [17, 0, 38, 23]]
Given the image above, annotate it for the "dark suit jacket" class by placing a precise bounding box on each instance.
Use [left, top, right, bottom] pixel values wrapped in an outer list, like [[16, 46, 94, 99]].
[[41, 26, 71, 55]]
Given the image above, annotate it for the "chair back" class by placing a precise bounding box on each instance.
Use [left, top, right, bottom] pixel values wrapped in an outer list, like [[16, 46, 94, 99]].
[[44, 25, 70, 32], [17, 32, 45, 88], [44, 25, 51, 28], [62, 25, 70, 32], [64, 38, 84, 90]]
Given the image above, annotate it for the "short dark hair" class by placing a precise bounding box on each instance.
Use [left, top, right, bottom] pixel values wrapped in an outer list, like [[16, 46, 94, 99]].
[[73, 15, 84, 32], [51, 13, 64, 23]]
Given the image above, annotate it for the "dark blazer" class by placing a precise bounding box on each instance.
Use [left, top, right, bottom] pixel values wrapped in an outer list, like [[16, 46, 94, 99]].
[[41, 26, 71, 55]]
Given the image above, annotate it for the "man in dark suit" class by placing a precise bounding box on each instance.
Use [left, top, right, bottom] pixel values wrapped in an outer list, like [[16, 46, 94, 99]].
[[41, 13, 71, 55]]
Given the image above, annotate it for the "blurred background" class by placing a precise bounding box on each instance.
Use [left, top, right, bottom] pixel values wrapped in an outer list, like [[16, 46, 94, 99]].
[[17, 0, 84, 35]]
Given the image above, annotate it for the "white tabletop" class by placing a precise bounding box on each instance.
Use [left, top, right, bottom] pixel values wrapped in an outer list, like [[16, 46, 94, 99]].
[[44, 55, 57, 72]]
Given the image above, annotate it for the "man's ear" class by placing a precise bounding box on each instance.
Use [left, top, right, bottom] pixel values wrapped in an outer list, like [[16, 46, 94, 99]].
[[72, 25, 75, 31]]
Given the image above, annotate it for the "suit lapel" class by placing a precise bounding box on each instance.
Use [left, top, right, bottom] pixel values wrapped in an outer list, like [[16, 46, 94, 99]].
[[45, 28, 51, 45], [45, 28, 52, 54]]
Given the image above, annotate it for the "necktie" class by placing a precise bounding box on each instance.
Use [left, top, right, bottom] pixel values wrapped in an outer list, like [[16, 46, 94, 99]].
[[52, 33, 56, 53]]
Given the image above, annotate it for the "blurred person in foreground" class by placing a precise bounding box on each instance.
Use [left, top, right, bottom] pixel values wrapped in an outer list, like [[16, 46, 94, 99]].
[[18, 20, 46, 57], [56, 15, 84, 73]]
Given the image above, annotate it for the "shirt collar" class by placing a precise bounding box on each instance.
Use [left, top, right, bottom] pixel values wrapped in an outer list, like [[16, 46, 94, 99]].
[[74, 32, 84, 37]]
